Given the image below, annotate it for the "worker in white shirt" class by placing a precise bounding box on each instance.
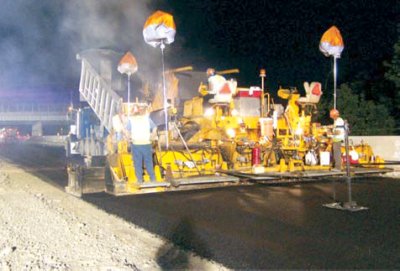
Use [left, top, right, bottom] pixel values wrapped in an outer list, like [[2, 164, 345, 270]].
[[330, 109, 345, 171], [112, 107, 126, 141], [111, 105, 128, 154], [127, 105, 157, 183]]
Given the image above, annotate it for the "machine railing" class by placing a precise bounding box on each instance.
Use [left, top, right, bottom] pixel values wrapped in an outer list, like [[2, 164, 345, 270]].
[[79, 58, 122, 133]]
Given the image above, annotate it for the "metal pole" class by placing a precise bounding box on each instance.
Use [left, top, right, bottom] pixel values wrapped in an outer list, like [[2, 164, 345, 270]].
[[324, 120, 368, 211], [333, 56, 337, 110], [127, 73, 131, 119], [160, 40, 169, 149], [172, 122, 201, 175], [344, 120, 352, 203], [260, 69, 266, 117], [332, 179, 336, 202]]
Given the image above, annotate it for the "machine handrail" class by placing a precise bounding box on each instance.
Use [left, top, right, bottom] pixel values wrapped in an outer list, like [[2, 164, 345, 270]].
[[79, 58, 122, 133]]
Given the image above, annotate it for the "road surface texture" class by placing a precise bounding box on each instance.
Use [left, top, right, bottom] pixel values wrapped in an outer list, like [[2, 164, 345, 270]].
[[0, 144, 227, 270], [0, 143, 399, 269]]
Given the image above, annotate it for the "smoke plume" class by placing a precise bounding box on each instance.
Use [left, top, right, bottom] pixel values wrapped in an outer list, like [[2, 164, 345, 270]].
[[0, 0, 166, 99]]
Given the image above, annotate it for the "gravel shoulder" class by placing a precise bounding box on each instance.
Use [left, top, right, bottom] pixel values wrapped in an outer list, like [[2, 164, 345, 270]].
[[0, 158, 228, 270]]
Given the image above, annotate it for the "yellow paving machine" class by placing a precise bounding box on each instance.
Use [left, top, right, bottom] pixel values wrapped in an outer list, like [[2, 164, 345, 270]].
[[65, 49, 390, 196]]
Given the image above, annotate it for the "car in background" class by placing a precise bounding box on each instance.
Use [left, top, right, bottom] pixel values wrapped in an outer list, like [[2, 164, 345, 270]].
[[0, 128, 29, 143]]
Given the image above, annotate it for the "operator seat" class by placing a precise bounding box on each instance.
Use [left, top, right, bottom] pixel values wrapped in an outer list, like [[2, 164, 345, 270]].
[[209, 79, 237, 104], [298, 82, 322, 105]]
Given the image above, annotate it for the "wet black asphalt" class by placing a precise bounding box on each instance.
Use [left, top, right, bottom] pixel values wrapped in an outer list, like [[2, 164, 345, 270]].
[[1, 143, 399, 269]]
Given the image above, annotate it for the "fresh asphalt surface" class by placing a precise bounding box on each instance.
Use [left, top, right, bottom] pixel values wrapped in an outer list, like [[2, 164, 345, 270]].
[[1, 143, 399, 269]]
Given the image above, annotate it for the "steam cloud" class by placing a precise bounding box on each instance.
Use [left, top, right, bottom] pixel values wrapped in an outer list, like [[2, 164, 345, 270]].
[[0, 0, 165, 98]]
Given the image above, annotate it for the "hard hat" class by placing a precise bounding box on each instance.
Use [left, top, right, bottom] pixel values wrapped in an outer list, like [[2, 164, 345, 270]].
[[330, 108, 339, 118], [277, 87, 291, 99], [206, 68, 215, 77]]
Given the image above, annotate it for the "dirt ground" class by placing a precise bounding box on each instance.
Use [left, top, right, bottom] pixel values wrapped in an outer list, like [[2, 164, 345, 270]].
[[0, 158, 228, 270]]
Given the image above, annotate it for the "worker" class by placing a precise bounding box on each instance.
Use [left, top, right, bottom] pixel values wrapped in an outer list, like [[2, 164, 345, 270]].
[[111, 104, 128, 153], [66, 125, 79, 157], [329, 108, 345, 171], [112, 105, 126, 141], [127, 104, 157, 184], [207, 68, 226, 94]]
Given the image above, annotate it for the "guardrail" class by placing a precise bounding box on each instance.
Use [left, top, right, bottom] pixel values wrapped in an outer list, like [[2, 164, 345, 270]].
[[0, 102, 69, 122], [0, 112, 67, 122], [0, 102, 68, 113], [27, 136, 67, 147]]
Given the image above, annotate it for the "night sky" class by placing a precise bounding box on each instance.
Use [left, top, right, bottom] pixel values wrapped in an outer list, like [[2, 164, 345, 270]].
[[0, 0, 398, 101], [162, 0, 398, 88]]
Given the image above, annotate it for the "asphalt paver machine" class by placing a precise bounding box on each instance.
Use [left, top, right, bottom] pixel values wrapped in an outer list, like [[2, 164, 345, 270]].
[[65, 49, 390, 197], [65, 50, 240, 196]]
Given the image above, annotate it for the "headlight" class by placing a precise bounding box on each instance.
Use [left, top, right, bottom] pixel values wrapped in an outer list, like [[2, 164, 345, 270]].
[[231, 109, 239, 116], [226, 128, 236, 138], [205, 108, 215, 117], [295, 128, 303, 136]]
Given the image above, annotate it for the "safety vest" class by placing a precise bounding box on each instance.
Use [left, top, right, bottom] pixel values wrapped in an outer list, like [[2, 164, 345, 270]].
[[333, 117, 345, 142], [128, 115, 152, 145]]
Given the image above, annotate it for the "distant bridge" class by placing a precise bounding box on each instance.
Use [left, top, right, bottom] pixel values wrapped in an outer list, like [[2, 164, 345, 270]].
[[0, 102, 69, 136]]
